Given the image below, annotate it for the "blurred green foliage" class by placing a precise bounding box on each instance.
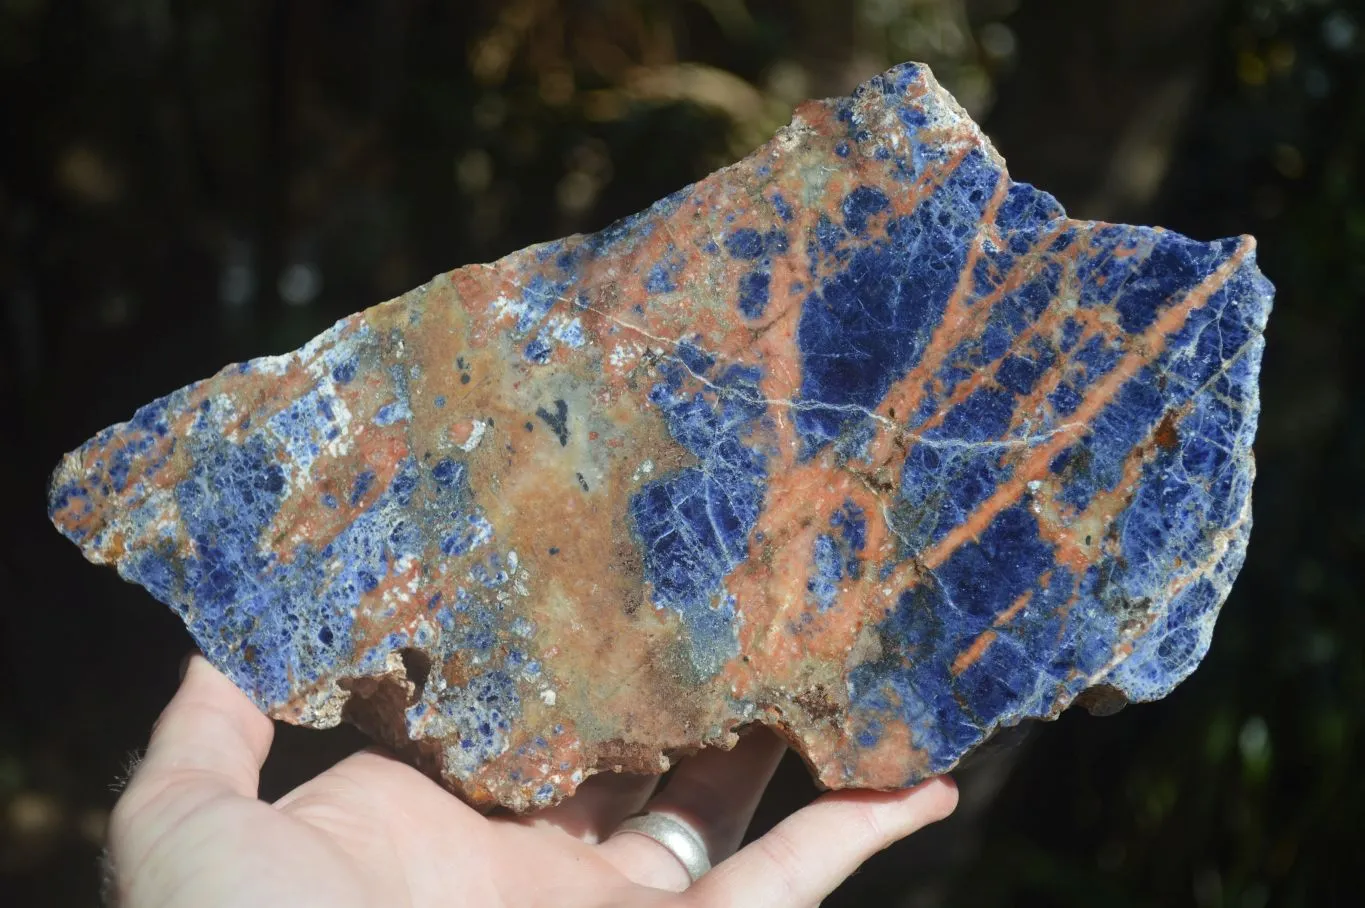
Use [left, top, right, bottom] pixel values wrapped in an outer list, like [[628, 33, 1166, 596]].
[[1, 1, 1360, 905]]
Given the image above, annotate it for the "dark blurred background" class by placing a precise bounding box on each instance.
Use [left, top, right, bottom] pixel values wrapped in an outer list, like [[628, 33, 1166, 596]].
[[1, 1, 1361, 905]]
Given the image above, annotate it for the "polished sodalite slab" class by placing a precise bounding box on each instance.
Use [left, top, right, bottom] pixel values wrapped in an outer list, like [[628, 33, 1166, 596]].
[[48, 62, 1271, 811]]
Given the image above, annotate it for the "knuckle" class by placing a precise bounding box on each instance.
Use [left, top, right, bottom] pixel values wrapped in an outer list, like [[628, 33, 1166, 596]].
[[849, 803, 889, 849], [755, 828, 806, 883]]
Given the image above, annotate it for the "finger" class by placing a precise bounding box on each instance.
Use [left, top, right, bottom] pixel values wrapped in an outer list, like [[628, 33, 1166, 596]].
[[598, 726, 786, 891], [645, 726, 787, 858], [273, 746, 491, 902], [274, 749, 436, 847], [688, 775, 958, 908], [274, 747, 468, 821], [126, 654, 274, 804], [524, 771, 660, 843]]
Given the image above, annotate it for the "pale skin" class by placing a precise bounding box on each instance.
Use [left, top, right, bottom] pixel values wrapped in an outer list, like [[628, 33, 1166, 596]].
[[107, 656, 958, 907]]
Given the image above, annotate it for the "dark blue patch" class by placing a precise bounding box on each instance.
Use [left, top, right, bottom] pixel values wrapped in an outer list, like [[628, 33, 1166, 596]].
[[47, 482, 94, 542], [934, 507, 1053, 619], [129, 397, 171, 436], [841, 186, 890, 235], [806, 499, 869, 611], [795, 149, 1000, 450], [771, 192, 794, 222], [630, 361, 769, 674], [725, 228, 765, 260], [675, 341, 715, 377], [930, 262, 1063, 408], [896, 382, 1028, 552], [331, 359, 358, 384], [98, 396, 177, 494], [524, 336, 553, 364], [832, 500, 867, 552], [645, 246, 685, 294], [350, 470, 376, 507], [886, 62, 924, 95], [1073, 334, 1122, 382], [995, 346, 1057, 396], [936, 386, 1016, 444], [1059, 318, 1083, 352], [737, 269, 770, 319], [1058, 365, 1166, 512], [125, 546, 181, 607], [432, 458, 463, 487], [645, 261, 676, 294], [1112, 233, 1221, 334], [1049, 382, 1083, 417], [390, 462, 419, 505], [995, 182, 1064, 233]]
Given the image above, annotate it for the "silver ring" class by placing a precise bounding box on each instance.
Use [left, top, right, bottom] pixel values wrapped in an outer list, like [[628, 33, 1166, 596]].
[[609, 812, 712, 882]]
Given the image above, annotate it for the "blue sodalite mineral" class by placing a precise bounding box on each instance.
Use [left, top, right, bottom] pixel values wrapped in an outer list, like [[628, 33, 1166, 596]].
[[49, 62, 1271, 811]]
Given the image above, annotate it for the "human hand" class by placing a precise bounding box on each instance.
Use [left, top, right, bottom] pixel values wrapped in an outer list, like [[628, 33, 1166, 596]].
[[106, 655, 957, 907]]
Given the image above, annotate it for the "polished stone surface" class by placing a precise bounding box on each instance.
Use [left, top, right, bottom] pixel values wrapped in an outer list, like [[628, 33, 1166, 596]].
[[48, 62, 1272, 811]]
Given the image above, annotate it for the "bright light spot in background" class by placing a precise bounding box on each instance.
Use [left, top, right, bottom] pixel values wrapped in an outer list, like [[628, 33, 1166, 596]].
[[978, 22, 1017, 63], [219, 264, 255, 307], [279, 263, 322, 306], [1238, 715, 1271, 765], [457, 149, 494, 194], [1322, 11, 1357, 51]]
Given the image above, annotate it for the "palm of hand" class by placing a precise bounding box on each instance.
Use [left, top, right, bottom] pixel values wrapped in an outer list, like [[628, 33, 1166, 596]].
[[108, 658, 957, 908]]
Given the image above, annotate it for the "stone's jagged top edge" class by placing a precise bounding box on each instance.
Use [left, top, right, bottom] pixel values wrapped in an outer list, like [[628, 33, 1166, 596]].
[[45, 62, 980, 508], [882, 61, 1007, 168]]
